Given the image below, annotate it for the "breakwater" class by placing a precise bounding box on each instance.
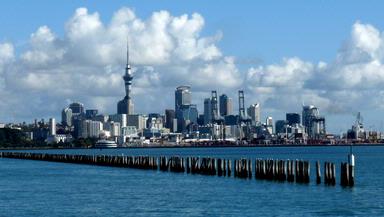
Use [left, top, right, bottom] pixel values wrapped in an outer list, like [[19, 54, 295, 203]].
[[0, 152, 354, 187]]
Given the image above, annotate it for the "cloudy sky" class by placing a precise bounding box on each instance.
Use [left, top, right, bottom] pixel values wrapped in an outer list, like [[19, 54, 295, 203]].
[[1, 0, 384, 133]]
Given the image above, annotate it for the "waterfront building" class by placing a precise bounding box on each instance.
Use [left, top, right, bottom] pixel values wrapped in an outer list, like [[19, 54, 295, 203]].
[[247, 103, 261, 125], [204, 98, 212, 125], [117, 42, 134, 115], [302, 105, 326, 138], [49, 118, 56, 136], [69, 102, 84, 115], [286, 113, 300, 126], [61, 108, 72, 127], [219, 94, 233, 116], [266, 116, 273, 134]]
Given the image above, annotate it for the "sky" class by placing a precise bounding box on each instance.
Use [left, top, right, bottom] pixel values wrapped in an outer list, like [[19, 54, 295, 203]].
[[1, 0, 384, 133]]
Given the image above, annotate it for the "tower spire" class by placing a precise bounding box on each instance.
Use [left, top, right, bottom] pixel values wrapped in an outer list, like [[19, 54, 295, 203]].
[[126, 38, 129, 67], [125, 38, 131, 75]]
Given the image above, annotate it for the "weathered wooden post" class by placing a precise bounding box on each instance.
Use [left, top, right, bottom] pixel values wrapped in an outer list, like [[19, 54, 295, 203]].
[[348, 148, 355, 187], [316, 161, 321, 184], [227, 159, 231, 177]]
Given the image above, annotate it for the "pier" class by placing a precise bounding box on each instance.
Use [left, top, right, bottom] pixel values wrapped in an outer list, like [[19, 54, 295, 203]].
[[0, 152, 354, 187]]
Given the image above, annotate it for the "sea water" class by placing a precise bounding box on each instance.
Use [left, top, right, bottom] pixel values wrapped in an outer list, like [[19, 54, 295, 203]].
[[0, 146, 383, 216]]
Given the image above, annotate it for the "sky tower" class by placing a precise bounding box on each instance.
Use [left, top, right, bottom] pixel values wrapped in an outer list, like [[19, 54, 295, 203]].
[[117, 40, 134, 115]]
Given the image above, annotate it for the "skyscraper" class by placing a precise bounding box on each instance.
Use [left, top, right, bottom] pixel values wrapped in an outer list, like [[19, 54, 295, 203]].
[[219, 94, 233, 116], [175, 86, 194, 132], [61, 107, 72, 127], [165, 109, 175, 130], [247, 103, 261, 125], [49, 118, 56, 136], [175, 85, 191, 112], [203, 98, 212, 125], [117, 41, 134, 115], [302, 105, 318, 134], [69, 102, 84, 115], [266, 116, 273, 134]]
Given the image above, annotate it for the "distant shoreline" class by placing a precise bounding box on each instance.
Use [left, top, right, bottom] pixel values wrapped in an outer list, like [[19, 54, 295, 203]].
[[1, 143, 384, 151]]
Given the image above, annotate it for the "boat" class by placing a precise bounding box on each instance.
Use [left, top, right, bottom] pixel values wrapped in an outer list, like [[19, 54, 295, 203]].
[[94, 139, 118, 148]]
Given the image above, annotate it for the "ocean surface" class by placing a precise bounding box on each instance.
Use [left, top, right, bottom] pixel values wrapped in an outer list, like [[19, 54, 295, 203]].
[[0, 146, 383, 216]]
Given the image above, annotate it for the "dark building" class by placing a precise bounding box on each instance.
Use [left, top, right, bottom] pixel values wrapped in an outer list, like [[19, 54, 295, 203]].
[[85, 109, 98, 119], [224, 115, 239, 126], [219, 94, 232, 116], [197, 114, 205, 126], [69, 102, 84, 115], [286, 113, 300, 126], [275, 120, 287, 134], [175, 104, 198, 133], [165, 109, 175, 130]]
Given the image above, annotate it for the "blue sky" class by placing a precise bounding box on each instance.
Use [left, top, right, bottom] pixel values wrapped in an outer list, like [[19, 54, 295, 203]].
[[1, 0, 384, 133], [2, 0, 383, 63]]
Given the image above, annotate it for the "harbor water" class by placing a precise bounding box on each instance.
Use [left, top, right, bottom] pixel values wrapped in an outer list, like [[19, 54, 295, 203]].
[[0, 146, 383, 216]]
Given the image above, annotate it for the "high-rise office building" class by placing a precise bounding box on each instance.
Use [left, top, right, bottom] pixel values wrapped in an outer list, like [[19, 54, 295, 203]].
[[247, 103, 261, 125], [175, 85, 191, 112], [175, 85, 195, 132], [69, 102, 84, 115], [204, 98, 212, 125], [165, 109, 175, 130], [302, 105, 326, 138], [275, 120, 287, 134], [49, 118, 56, 136], [219, 94, 233, 116], [302, 105, 318, 134], [117, 42, 134, 115], [286, 113, 300, 126], [266, 116, 273, 134], [176, 104, 198, 132], [61, 107, 72, 127]]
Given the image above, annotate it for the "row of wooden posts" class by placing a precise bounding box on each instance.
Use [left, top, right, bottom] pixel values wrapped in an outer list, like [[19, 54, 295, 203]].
[[0, 152, 354, 187]]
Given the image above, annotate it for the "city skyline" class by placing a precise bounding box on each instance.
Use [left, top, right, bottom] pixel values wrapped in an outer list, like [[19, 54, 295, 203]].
[[1, 1, 384, 133]]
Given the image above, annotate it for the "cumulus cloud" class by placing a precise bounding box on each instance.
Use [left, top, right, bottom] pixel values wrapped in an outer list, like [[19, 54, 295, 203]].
[[1, 5, 384, 129], [0, 7, 241, 121], [245, 21, 384, 114]]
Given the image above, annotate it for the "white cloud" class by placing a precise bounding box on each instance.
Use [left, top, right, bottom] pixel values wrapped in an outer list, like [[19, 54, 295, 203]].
[[0, 7, 241, 121], [245, 21, 384, 115], [0, 43, 14, 71], [1, 5, 384, 130]]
